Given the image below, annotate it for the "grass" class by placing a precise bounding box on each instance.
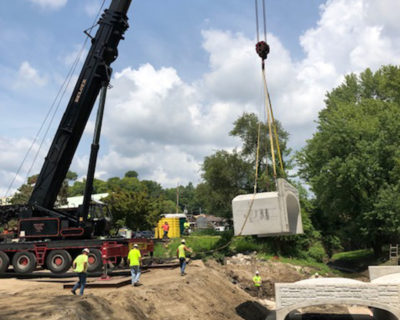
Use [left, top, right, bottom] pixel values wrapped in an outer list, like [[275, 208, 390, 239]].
[[257, 253, 338, 275], [153, 236, 221, 258], [331, 249, 374, 261], [152, 235, 373, 276]]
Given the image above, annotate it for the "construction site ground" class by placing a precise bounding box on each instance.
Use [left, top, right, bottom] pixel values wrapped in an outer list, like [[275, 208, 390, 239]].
[[0, 256, 373, 320]]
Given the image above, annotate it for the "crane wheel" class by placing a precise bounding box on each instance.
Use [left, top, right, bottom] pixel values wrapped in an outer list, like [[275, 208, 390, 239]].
[[46, 250, 72, 274], [0, 251, 10, 274], [12, 251, 37, 274], [87, 248, 102, 272]]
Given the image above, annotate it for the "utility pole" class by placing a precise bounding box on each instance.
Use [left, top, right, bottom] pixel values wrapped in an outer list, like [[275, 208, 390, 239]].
[[176, 183, 179, 213]]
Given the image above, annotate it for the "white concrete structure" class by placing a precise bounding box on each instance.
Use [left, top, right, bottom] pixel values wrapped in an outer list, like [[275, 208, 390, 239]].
[[232, 178, 303, 236], [272, 267, 400, 320]]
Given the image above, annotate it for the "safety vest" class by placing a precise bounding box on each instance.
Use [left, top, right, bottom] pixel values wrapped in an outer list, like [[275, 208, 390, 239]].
[[74, 254, 88, 273], [128, 248, 141, 266], [253, 275, 261, 287], [178, 244, 186, 258], [184, 222, 190, 229]]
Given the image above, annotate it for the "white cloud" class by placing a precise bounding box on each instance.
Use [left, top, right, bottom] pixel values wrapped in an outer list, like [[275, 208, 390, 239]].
[[28, 0, 67, 10], [3, 0, 400, 192], [14, 61, 47, 88], [0, 137, 42, 197]]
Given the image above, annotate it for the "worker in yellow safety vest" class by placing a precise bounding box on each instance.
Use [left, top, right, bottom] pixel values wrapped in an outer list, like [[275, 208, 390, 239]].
[[183, 221, 190, 235], [128, 243, 142, 286], [71, 248, 89, 295], [253, 270, 262, 297], [176, 239, 192, 276]]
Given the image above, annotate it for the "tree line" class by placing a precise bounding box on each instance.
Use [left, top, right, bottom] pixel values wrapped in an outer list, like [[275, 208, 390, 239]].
[[10, 65, 400, 258]]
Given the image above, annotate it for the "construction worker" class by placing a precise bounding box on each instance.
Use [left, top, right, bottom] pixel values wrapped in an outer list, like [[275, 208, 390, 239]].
[[127, 243, 142, 286], [71, 248, 89, 295], [162, 221, 169, 239], [183, 220, 190, 235], [177, 239, 192, 276], [253, 270, 262, 297]]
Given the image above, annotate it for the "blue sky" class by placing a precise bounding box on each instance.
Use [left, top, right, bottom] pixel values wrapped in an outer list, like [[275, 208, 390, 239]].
[[1, 0, 400, 195]]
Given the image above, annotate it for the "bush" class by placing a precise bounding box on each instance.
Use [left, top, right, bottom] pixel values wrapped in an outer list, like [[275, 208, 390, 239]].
[[230, 236, 262, 253], [307, 242, 327, 262]]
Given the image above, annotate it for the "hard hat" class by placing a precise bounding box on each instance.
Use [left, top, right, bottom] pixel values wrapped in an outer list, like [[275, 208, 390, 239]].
[[83, 248, 90, 253], [181, 239, 186, 243], [255, 270, 259, 274], [133, 243, 138, 247]]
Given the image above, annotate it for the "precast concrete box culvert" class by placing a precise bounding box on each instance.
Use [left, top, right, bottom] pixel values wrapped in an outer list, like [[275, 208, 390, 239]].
[[232, 178, 303, 237]]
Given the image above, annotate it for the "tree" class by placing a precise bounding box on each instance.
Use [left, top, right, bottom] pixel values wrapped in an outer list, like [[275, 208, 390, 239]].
[[11, 175, 38, 204], [103, 191, 175, 231], [297, 65, 400, 255], [12, 171, 77, 205], [125, 170, 139, 178], [199, 112, 291, 217]]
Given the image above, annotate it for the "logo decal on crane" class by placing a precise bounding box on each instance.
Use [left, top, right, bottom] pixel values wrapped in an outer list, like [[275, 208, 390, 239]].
[[74, 79, 87, 103]]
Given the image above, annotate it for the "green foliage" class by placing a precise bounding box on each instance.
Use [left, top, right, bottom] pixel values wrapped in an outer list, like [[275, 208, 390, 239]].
[[307, 242, 326, 262], [331, 249, 374, 261], [152, 236, 221, 258], [297, 65, 400, 255], [199, 112, 291, 217], [124, 170, 138, 178], [12, 171, 77, 205], [230, 236, 263, 253], [190, 228, 220, 236], [200, 149, 253, 217]]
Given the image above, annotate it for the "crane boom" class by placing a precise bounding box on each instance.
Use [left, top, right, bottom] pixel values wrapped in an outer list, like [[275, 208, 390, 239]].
[[28, 0, 131, 211]]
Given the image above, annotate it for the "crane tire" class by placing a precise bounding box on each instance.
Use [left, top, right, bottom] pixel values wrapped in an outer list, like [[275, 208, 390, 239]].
[[12, 251, 37, 274], [87, 249, 102, 272], [0, 251, 10, 274], [46, 250, 72, 274]]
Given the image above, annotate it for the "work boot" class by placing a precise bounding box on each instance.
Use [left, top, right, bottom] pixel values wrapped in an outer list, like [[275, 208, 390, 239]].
[[71, 290, 76, 295], [134, 282, 142, 287]]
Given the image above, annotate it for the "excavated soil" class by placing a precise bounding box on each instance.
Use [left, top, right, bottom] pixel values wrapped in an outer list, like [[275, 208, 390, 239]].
[[0, 260, 270, 320], [0, 256, 373, 320]]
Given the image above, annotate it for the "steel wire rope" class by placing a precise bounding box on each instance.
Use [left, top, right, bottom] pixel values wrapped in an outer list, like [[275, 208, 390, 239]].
[[190, 1, 270, 257], [255, 0, 260, 42], [4, 0, 106, 198]]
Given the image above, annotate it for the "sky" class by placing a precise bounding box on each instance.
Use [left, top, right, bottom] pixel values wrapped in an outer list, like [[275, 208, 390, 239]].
[[1, 0, 400, 196]]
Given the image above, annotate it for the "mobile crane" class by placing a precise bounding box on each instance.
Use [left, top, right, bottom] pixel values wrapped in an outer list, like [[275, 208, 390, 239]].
[[0, 0, 153, 275]]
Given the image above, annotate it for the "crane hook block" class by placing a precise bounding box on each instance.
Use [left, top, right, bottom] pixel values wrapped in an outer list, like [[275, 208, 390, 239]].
[[256, 41, 270, 60]]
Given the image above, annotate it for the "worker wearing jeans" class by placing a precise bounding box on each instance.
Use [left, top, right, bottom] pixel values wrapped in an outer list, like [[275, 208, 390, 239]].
[[128, 243, 142, 286], [177, 239, 192, 276], [71, 248, 89, 295]]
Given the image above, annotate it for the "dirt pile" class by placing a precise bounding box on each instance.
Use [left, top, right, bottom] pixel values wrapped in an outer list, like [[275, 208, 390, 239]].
[[0, 260, 270, 320], [206, 253, 317, 298]]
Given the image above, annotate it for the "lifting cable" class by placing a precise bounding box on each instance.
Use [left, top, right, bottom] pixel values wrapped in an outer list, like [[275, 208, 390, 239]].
[[3, 0, 106, 198], [254, 0, 285, 183], [190, 1, 281, 257]]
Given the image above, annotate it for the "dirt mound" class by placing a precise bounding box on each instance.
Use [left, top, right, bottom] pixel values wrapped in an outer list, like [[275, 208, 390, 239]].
[[206, 254, 316, 298], [0, 260, 263, 320]]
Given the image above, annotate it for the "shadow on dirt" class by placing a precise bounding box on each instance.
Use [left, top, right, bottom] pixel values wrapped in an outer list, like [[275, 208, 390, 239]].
[[236, 300, 271, 320]]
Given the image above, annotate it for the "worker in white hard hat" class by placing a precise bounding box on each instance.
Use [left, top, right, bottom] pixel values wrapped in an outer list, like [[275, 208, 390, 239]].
[[177, 239, 192, 276], [253, 270, 262, 298], [127, 243, 142, 286], [71, 248, 90, 295]]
